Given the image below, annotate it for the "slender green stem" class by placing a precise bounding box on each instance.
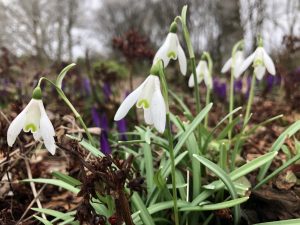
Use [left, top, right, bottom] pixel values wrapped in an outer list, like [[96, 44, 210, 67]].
[[157, 61, 179, 225], [191, 58, 201, 114], [166, 113, 179, 225], [179, 11, 202, 147], [244, 74, 256, 127], [228, 40, 243, 139], [204, 88, 210, 128], [179, 9, 200, 115], [38, 77, 96, 146], [228, 72, 234, 139]]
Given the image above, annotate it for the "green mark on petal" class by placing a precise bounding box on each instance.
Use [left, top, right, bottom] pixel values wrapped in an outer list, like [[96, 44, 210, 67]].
[[137, 99, 150, 109], [167, 51, 177, 59], [253, 59, 263, 67], [24, 123, 37, 133]]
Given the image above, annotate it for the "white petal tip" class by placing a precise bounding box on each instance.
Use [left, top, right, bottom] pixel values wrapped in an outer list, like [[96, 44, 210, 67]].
[[114, 114, 122, 121], [48, 147, 56, 155], [156, 127, 165, 133]]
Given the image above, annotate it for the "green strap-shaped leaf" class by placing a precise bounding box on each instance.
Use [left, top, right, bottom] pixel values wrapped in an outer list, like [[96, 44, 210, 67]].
[[258, 120, 300, 181], [132, 200, 188, 224], [32, 208, 75, 221], [254, 219, 300, 225], [52, 171, 82, 187], [22, 178, 80, 194], [131, 193, 155, 225], [33, 215, 53, 225], [180, 197, 249, 211], [193, 154, 241, 225], [191, 151, 277, 206], [255, 153, 300, 189]]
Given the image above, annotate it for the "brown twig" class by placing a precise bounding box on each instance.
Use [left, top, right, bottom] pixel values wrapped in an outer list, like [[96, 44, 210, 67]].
[[24, 159, 47, 220], [16, 184, 47, 225]]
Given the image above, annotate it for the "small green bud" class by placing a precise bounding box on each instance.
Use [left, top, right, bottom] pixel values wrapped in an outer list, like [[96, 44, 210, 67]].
[[237, 43, 244, 51], [32, 86, 42, 99], [150, 60, 162, 76], [169, 21, 177, 33], [257, 35, 263, 47], [201, 53, 206, 60]]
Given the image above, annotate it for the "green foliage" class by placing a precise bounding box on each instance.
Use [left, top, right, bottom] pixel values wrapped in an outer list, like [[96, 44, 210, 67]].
[[21, 4, 300, 225], [92, 60, 129, 79]]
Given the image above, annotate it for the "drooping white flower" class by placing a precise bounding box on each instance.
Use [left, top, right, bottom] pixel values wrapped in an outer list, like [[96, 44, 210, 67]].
[[153, 31, 187, 76], [114, 75, 166, 133], [221, 50, 244, 78], [188, 60, 213, 89], [236, 47, 276, 80], [7, 88, 56, 154]]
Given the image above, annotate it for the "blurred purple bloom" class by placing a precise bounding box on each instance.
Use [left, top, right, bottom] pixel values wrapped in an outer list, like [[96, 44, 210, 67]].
[[234, 79, 243, 93], [83, 77, 91, 95], [117, 119, 127, 141], [100, 131, 111, 155], [265, 73, 281, 89], [213, 78, 227, 99], [91, 107, 100, 127], [100, 112, 109, 131], [245, 76, 252, 99], [103, 82, 112, 102]]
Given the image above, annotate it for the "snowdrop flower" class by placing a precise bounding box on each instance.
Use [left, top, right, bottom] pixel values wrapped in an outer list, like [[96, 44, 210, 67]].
[[236, 47, 276, 80], [114, 75, 166, 133], [188, 60, 213, 89], [7, 87, 56, 154], [153, 22, 187, 75], [221, 50, 244, 78]]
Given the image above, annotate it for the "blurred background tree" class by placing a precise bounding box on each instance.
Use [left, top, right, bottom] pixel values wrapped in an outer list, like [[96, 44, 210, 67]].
[[0, 0, 299, 68]]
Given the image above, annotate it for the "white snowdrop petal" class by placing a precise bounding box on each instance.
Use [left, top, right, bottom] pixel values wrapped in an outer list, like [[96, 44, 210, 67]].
[[7, 111, 26, 146], [188, 72, 201, 88], [144, 109, 153, 125], [33, 131, 41, 141], [236, 51, 256, 78], [188, 74, 195, 87], [234, 53, 245, 78], [150, 79, 166, 133], [204, 69, 213, 89], [23, 100, 41, 133], [262, 48, 276, 75], [221, 58, 232, 73], [167, 33, 179, 60], [255, 66, 266, 80], [40, 114, 56, 155], [177, 43, 187, 75], [114, 77, 149, 121], [153, 34, 171, 67], [38, 101, 55, 136]]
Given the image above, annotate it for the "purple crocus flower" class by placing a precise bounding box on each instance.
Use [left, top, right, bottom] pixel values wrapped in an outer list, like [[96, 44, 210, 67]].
[[99, 112, 109, 132], [213, 78, 227, 99], [117, 119, 127, 141], [234, 79, 243, 93], [91, 107, 100, 127], [245, 76, 252, 99], [83, 77, 91, 95], [100, 131, 111, 155], [103, 82, 112, 102]]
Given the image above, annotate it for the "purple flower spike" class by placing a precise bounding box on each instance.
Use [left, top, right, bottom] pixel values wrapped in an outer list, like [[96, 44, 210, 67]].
[[117, 119, 127, 141], [103, 82, 112, 102], [219, 82, 227, 99], [91, 107, 100, 127], [213, 78, 227, 99], [100, 131, 111, 155], [100, 112, 109, 131], [83, 77, 91, 95], [234, 79, 243, 93]]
